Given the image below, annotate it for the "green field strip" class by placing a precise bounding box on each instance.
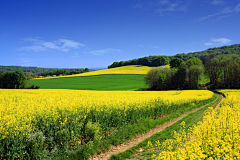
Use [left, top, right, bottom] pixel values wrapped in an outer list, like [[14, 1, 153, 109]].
[[28, 74, 147, 91]]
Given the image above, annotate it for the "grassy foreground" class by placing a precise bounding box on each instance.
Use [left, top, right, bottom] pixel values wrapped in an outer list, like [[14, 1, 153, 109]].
[[146, 90, 240, 159], [109, 93, 222, 160], [0, 90, 214, 159], [28, 74, 146, 90], [68, 92, 216, 160]]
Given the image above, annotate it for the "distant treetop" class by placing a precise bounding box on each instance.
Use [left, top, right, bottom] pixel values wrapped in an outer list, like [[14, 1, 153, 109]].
[[108, 44, 240, 68], [0, 66, 58, 75]]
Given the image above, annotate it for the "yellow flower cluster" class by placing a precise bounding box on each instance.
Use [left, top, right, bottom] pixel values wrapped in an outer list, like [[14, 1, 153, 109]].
[[164, 64, 170, 68], [0, 89, 213, 142], [35, 65, 156, 79], [152, 89, 240, 159]]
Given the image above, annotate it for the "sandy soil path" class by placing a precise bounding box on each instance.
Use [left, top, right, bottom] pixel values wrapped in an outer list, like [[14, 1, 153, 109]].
[[91, 94, 222, 160]]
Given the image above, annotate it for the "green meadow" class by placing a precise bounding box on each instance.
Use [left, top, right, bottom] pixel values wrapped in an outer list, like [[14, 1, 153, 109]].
[[28, 74, 147, 90]]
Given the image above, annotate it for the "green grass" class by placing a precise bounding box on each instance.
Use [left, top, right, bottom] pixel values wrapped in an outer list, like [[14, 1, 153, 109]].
[[199, 73, 210, 84], [109, 93, 222, 160], [28, 74, 147, 90], [63, 94, 217, 160]]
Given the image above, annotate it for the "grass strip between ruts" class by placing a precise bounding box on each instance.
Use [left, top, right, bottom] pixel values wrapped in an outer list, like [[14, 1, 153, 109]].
[[64, 93, 217, 160], [108, 93, 222, 160]]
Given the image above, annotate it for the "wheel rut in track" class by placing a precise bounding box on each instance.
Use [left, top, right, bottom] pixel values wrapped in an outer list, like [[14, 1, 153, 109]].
[[91, 94, 223, 160]]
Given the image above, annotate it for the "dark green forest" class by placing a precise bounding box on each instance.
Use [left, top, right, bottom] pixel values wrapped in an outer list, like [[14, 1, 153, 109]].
[[0, 70, 27, 89], [108, 44, 240, 68], [145, 57, 204, 90], [205, 54, 240, 89], [0, 66, 90, 78], [38, 68, 90, 77], [145, 54, 240, 91], [0, 66, 58, 75]]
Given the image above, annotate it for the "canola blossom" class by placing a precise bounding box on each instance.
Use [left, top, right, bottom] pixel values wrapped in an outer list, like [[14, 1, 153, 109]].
[[150, 89, 240, 159], [34, 65, 156, 79], [0, 89, 213, 158], [164, 64, 170, 68]]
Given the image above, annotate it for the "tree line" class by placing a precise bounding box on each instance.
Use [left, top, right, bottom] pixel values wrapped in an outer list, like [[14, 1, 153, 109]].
[[38, 68, 90, 76], [0, 68, 90, 89], [145, 58, 203, 90], [108, 56, 171, 68], [108, 44, 240, 68], [205, 54, 240, 89], [145, 54, 240, 90], [0, 65, 58, 75], [0, 66, 90, 78], [0, 70, 32, 89]]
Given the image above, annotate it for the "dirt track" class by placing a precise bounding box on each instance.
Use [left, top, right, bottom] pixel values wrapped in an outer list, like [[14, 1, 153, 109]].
[[91, 94, 223, 160]]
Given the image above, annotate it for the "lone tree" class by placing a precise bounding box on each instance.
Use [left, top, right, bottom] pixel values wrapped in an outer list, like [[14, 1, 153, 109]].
[[0, 70, 27, 89]]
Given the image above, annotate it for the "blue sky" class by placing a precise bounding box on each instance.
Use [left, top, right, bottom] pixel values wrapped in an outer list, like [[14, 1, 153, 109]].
[[1, 0, 240, 68]]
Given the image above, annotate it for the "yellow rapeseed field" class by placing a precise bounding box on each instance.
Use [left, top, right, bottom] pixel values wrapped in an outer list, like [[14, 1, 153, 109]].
[[35, 65, 156, 79], [0, 89, 213, 158], [150, 89, 240, 159]]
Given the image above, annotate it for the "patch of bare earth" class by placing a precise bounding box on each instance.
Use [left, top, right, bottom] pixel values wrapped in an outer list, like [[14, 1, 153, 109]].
[[212, 95, 224, 113], [91, 95, 221, 160], [201, 83, 208, 90]]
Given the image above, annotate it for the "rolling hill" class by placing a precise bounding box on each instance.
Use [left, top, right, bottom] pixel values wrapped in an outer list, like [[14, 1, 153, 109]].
[[28, 65, 155, 90]]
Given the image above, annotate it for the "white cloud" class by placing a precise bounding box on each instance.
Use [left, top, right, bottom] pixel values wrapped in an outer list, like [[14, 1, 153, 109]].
[[89, 48, 121, 56], [198, 3, 240, 22], [204, 37, 232, 46], [212, 37, 232, 44], [20, 37, 86, 52], [156, 2, 187, 14], [159, 0, 169, 5], [134, 0, 187, 15], [212, 0, 224, 5], [59, 39, 85, 52], [235, 3, 240, 12]]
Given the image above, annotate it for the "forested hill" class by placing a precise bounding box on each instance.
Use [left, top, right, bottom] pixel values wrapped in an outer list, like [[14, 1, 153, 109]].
[[0, 66, 58, 75], [108, 44, 240, 68], [0, 66, 91, 77]]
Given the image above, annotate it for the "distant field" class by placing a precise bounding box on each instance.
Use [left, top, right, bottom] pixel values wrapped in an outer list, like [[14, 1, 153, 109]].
[[34, 65, 156, 79], [29, 74, 147, 90]]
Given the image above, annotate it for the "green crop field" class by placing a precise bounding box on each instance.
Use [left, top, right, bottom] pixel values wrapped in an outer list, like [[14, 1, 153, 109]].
[[28, 74, 147, 90]]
